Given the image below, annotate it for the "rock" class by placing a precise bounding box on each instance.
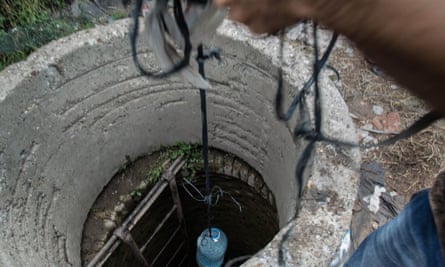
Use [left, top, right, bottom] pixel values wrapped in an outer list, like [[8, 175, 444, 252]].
[[70, 0, 111, 24], [285, 23, 306, 41], [370, 65, 384, 76], [385, 112, 401, 132], [357, 129, 369, 142], [114, 203, 125, 213], [345, 47, 353, 56], [372, 105, 384, 115], [71, 1, 82, 17], [371, 112, 401, 133], [104, 219, 116, 230], [362, 123, 373, 129], [372, 117, 384, 130], [349, 97, 374, 119], [119, 194, 132, 202], [361, 135, 377, 145]]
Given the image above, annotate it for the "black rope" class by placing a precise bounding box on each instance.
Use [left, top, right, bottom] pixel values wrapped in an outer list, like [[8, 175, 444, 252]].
[[196, 44, 223, 237], [278, 23, 325, 267], [123, 2, 441, 264], [275, 30, 338, 121], [278, 24, 354, 208], [125, 0, 222, 239], [126, 0, 228, 240], [197, 44, 212, 236], [277, 22, 356, 267], [363, 110, 441, 148], [128, 0, 192, 78], [276, 23, 441, 266]]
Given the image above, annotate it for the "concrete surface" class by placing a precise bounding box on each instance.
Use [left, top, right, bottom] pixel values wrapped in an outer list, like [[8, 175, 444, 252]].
[[0, 19, 359, 266]]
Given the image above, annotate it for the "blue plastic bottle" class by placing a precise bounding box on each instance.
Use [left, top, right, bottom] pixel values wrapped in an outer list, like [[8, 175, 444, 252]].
[[196, 227, 228, 267]]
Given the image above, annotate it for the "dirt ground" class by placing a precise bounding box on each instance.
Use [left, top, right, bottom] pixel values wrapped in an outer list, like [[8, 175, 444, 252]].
[[330, 37, 445, 202]]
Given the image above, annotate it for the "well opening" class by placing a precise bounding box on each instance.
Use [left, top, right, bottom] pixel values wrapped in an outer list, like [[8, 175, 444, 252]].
[[81, 148, 279, 266], [0, 19, 359, 267]]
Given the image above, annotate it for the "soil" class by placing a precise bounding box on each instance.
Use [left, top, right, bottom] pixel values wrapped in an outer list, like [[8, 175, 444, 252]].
[[330, 37, 445, 202]]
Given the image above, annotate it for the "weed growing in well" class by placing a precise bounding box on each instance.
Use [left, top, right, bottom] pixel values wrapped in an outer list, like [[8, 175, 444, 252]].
[[146, 143, 203, 185]]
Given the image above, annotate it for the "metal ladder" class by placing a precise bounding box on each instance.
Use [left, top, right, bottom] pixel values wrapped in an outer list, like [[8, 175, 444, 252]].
[[87, 156, 189, 267]]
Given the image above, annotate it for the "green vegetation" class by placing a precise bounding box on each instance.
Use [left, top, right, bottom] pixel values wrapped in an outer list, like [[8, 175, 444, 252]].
[[0, 0, 94, 71], [129, 189, 143, 198], [128, 142, 204, 199], [146, 143, 204, 185], [110, 11, 127, 21], [0, 0, 66, 30]]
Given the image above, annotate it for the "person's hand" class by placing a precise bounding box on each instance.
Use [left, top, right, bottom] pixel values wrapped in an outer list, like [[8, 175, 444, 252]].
[[212, 0, 311, 34]]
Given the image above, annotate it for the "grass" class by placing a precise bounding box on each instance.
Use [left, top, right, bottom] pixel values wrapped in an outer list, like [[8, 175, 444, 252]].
[[329, 38, 445, 200], [146, 143, 204, 185], [0, 0, 95, 71], [110, 11, 128, 21], [0, 0, 66, 30], [129, 189, 143, 198], [127, 142, 204, 199]]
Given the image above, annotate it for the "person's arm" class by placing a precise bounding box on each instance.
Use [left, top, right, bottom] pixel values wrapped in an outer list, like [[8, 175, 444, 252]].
[[213, 0, 445, 115]]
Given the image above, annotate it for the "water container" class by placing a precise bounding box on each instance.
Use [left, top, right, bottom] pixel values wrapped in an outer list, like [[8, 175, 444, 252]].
[[196, 227, 228, 267]]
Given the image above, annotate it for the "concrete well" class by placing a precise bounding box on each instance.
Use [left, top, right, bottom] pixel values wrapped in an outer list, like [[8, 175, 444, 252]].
[[0, 19, 359, 266]]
